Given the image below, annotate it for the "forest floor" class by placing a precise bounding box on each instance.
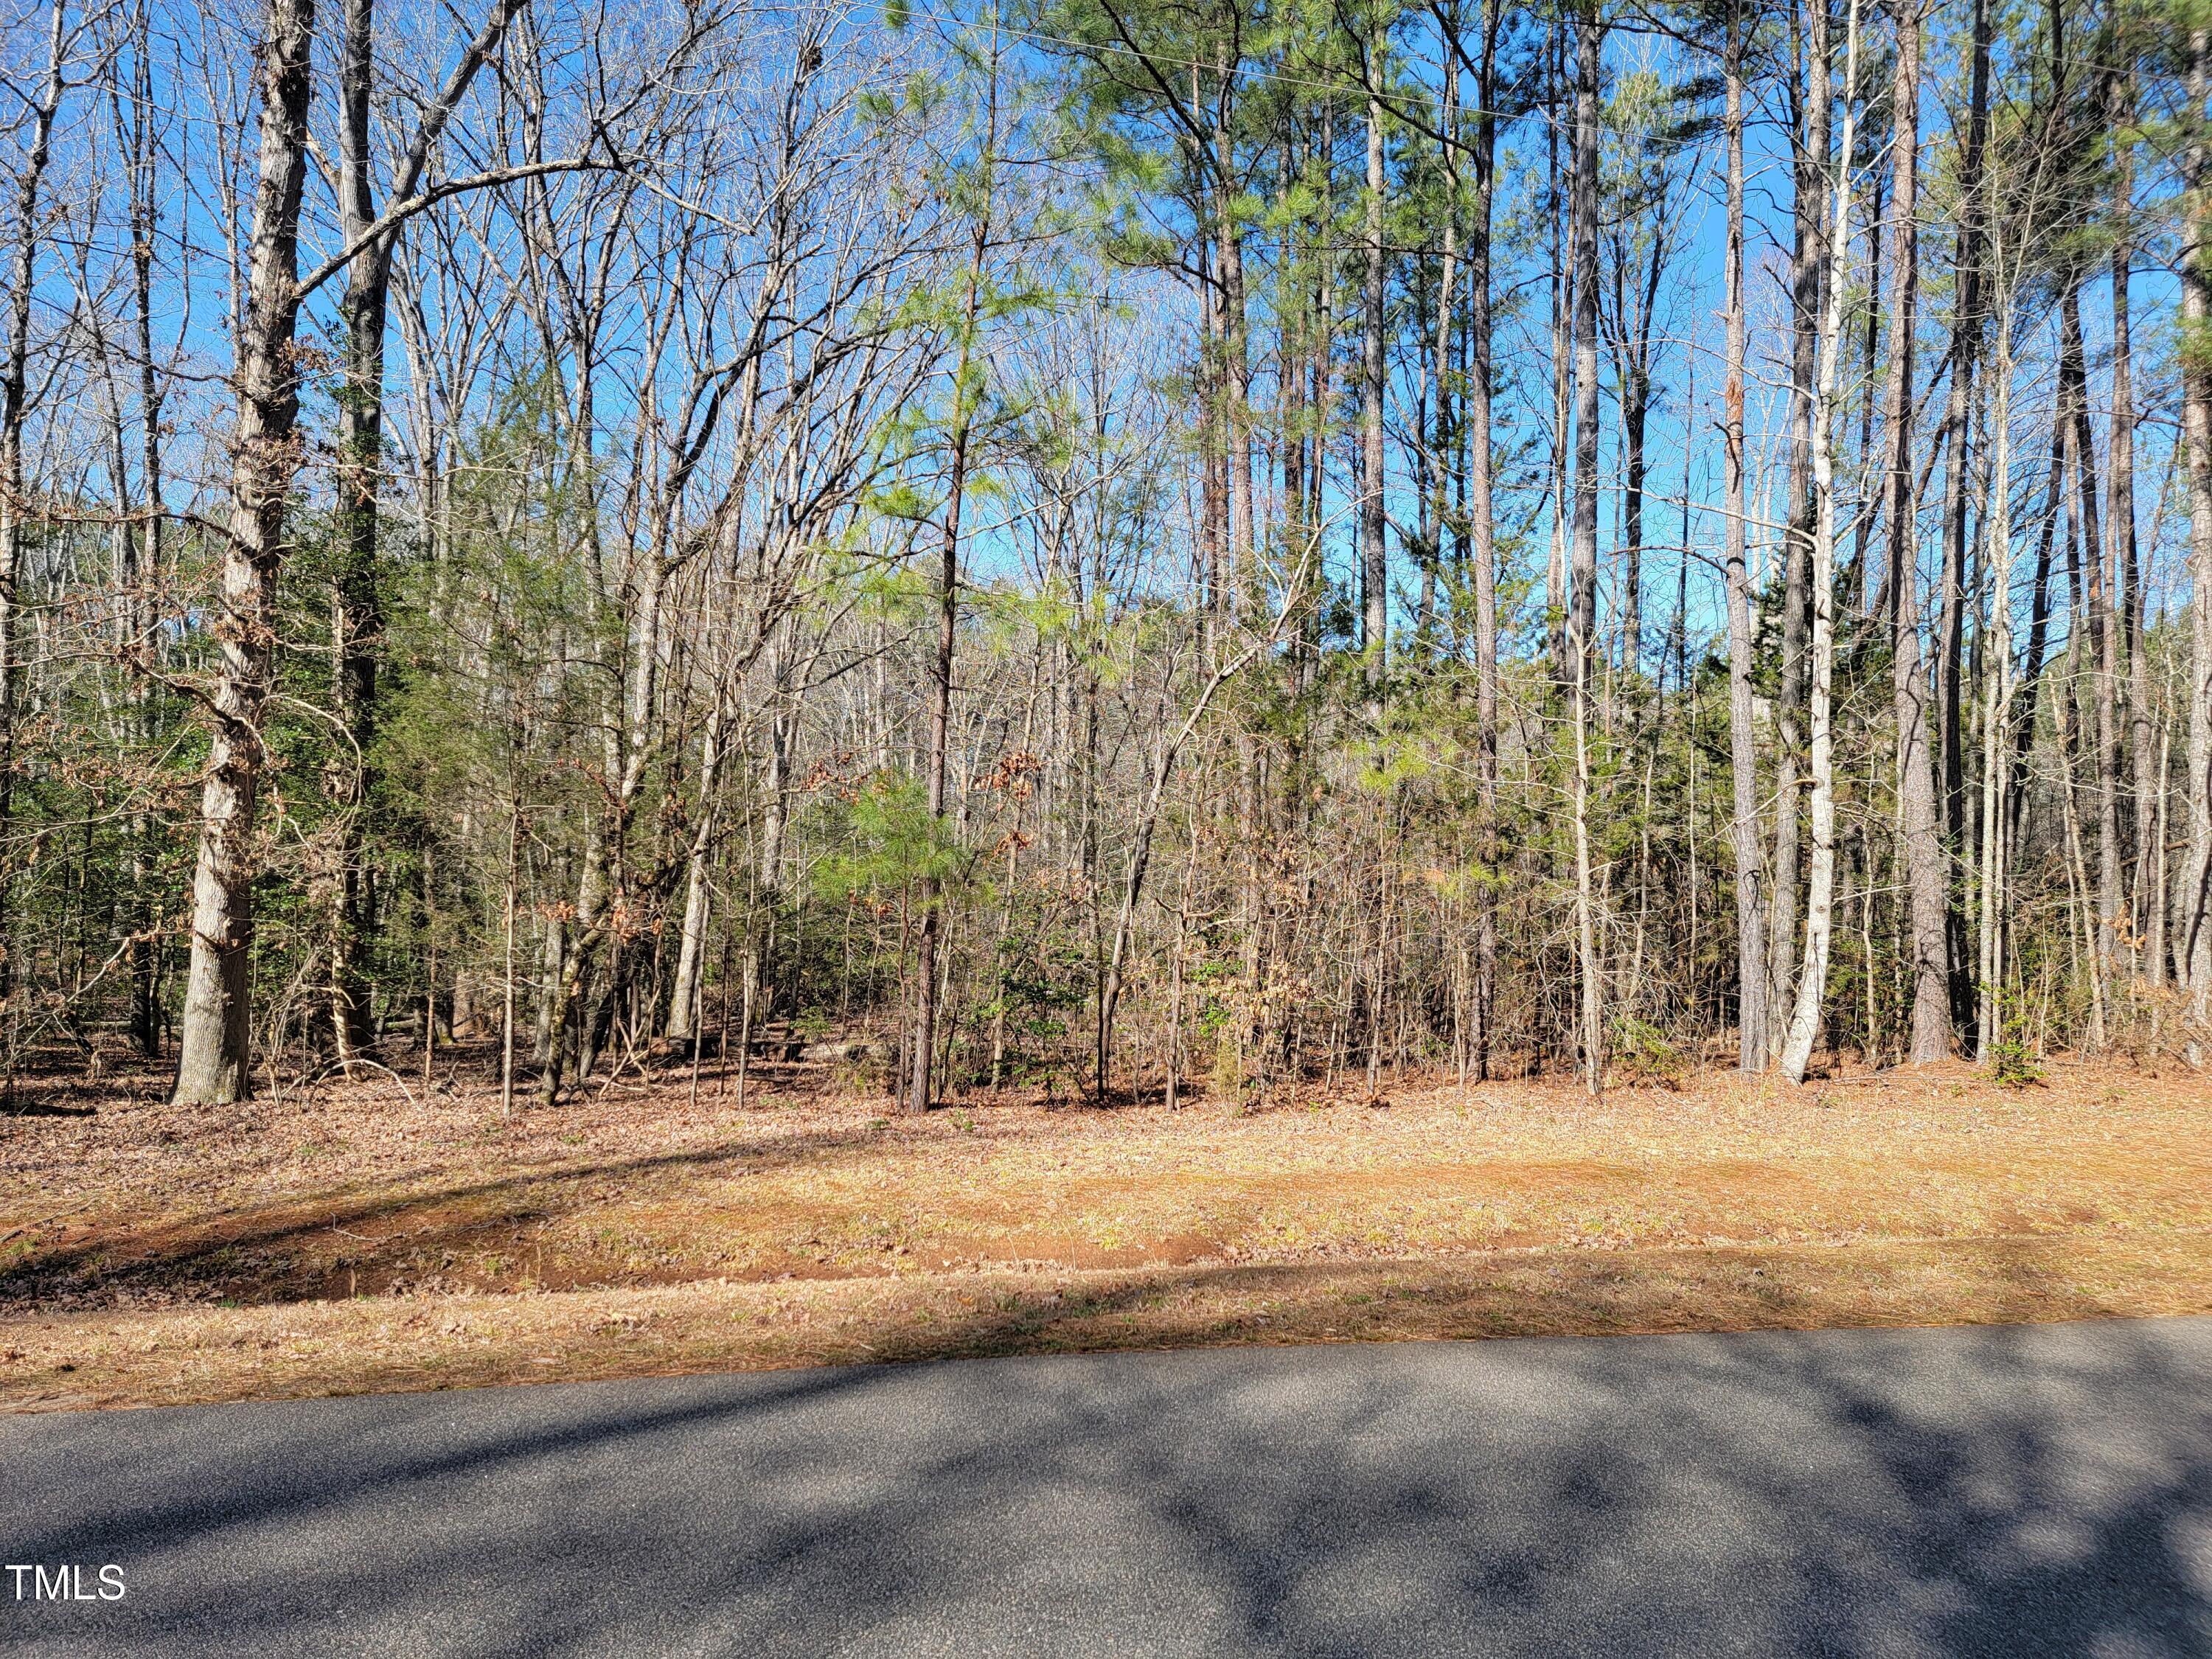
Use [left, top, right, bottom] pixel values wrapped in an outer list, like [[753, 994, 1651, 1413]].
[[4, 1049, 2210, 1412]]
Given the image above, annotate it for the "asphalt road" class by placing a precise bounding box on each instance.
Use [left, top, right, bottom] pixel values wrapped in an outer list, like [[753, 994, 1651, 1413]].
[[4, 1317, 2211, 1657]]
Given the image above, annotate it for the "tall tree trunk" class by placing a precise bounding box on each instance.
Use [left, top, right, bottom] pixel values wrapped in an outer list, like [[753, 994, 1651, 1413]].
[[1281, 139, 1310, 669], [1772, 0, 1828, 1051], [2104, 62, 2152, 983], [330, 0, 386, 1066], [1937, 0, 1991, 1029], [122, 1, 165, 1057], [1362, 52, 1388, 695], [1196, 227, 1223, 647], [2062, 289, 2124, 1020], [1545, 22, 1569, 688], [908, 460, 961, 1114], [1569, 3, 1604, 1093], [1721, 8, 1769, 1072], [2008, 420, 2067, 857], [173, 0, 315, 1105], [329, 0, 528, 1063], [0, 0, 67, 1009], [1216, 80, 1254, 620], [1309, 101, 1336, 677], [1975, 300, 2020, 1055], [665, 697, 727, 1046], [1781, 0, 1864, 1085], [908, 167, 995, 1113], [1420, 35, 1457, 661], [1621, 358, 1647, 687], [1466, 1, 1500, 1077], [1882, 0, 1949, 1062], [2181, 24, 2212, 1026]]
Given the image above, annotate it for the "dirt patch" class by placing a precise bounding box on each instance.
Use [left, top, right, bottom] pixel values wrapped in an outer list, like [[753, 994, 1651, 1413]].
[[5, 1055, 2211, 1409], [8, 1228, 2212, 1414], [918, 1231, 1225, 1271]]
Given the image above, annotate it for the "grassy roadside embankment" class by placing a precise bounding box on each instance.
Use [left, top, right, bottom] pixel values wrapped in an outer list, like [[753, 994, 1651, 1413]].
[[4, 1058, 2208, 1411]]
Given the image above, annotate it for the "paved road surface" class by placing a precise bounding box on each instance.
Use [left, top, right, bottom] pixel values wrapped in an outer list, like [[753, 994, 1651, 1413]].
[[4, 1318, 2211, 1656]]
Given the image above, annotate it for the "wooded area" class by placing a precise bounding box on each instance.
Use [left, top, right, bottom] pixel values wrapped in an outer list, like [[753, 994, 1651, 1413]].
[[1, 0, 2206, 1110]]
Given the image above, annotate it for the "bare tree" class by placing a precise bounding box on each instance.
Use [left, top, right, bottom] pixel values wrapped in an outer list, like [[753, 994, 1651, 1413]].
[[1880, 0, 1950, 1062], [1780, 0, 1865, 1085], [1719, 0, 1767, 1072], [170, 0, 316, 1105], [1568, 0, 1604, 1093]]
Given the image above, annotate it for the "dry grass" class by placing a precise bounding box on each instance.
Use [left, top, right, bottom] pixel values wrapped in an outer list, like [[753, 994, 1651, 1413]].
[[4, 1053, 2210, 1411]]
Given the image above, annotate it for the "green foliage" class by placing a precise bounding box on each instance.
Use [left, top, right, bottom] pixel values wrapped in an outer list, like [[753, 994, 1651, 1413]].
[[975, 932, 1089, 1082], [808, 778, 968, 908], [1990, 1035, 2044, 1090], [1610, 1015, 1687, 1088], [1989, 990, 2046, 1090]]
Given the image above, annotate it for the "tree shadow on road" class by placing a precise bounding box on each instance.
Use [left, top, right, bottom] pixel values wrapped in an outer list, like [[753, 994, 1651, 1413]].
[[5, 1318, 2210, 1655]]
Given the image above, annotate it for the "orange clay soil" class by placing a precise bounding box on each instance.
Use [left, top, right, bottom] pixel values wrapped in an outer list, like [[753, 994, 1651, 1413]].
[[3, 1054, 2208, 1411]]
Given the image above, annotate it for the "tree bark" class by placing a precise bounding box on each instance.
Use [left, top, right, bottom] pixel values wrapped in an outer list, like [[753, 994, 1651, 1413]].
[[1882, 0, 1950, 1062], [173, 0, 316, 1105], [1781, 0, 1864, 1085], [329, 0, 385, 1065], [330, 0, 529, 1062], [1569, 3, 1604, 1093], [2060, 289, 2123, 1019], [2181, 24, 2212, 1026], [1721, 7, 1769, 1072], [907, 119, 997, 1113], [1362, 52, 1388, 694], [122, 7, 167, 1057], [1419, 33, 1457, 659], [0, 0, 68, 1005], [2108, 66, 2152, 984], [1936, 0, 1990, 1029], [1975, 291, 2020, 1056], [1466, 0, 1500, 1077], [1772, 0, 1828, 1051]]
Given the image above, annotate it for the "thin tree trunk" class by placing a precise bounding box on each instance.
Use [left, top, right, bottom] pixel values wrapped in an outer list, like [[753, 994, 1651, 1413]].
[[665, 697, 726, 1044], [328, 0, 385, 1067], [1420, 34, 1458, 660], [1215, 76, 1254, 625], [122, 0, 165, 1059], [908, 125, 997, 1112], [1097, 650, 1255, 1093], [1938, 0, 1991, 1028], [1976, 281, 2020, 1057], [330, 0, 529, 1063], [2181, 24, 2212, 1027], [1569, 4, 1604, 1094], [1772, 0, 1828, 1051], [2110, 69, 2153, 983], [1882, 0, 1950, 1062], [1781, 0, 1864, 1085], [501, 799, 518, 1115], [1467, 1, 1500, 1077], [1362, 52, 1388, 695], [1722, 10, 1769, 1072], [0, 0, 68, 1010], [2045, 292, 2112, 1034]]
